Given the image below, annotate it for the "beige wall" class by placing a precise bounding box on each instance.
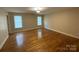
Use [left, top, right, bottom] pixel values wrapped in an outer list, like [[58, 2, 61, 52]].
[[8, 13, 43, 33], [44, 8, 79, 39], [0, 9, 8, 49]]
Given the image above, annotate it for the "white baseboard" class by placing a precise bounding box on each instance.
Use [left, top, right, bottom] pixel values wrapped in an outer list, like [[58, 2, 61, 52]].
[[14, 27, 41, 33], [46, 28, 79, 39], [0, 35, 9, 49]]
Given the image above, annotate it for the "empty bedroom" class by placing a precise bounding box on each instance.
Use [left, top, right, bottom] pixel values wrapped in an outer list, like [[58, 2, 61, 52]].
[[0, 7, 79, 52]]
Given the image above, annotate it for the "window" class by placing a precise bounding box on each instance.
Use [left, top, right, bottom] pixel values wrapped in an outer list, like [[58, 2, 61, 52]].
[[37, 16, 42, 26], [14, 16, 22, 28]]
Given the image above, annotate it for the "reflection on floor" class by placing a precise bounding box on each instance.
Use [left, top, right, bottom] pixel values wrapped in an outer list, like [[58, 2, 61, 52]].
[[16, 33, 24, 47], [1, 28, 79, 52], [37, 29, 42, 39]]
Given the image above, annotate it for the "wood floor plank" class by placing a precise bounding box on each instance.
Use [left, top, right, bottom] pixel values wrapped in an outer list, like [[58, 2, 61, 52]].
[[0, 28, 79, 52]]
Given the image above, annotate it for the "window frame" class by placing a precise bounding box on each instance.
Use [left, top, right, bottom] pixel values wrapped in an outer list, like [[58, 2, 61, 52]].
[[14, 15, 23, 29], [37, 16, 42, 26]]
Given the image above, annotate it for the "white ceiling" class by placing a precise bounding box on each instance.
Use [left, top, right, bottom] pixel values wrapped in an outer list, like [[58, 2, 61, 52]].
[[0, 7, 72, 15]]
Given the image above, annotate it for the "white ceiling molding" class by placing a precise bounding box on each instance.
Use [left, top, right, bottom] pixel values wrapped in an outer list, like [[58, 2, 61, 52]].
[[0, 7, 72, 15]]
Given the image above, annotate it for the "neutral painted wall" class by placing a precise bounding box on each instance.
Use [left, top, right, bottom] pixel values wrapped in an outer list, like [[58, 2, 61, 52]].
[[44, 8, 79, 39], [0, 9, 8, 49], [8, 13, 43, 33]]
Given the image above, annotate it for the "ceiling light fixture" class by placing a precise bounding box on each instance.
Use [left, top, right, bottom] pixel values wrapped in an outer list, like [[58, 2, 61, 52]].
[[36, 10, 40, 13], [34, 7, 42, 13], [34, 7, 42, 11]]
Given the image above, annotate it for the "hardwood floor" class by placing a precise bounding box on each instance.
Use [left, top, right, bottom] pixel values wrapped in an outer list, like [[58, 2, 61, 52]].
[[0, 28, 79, 52]]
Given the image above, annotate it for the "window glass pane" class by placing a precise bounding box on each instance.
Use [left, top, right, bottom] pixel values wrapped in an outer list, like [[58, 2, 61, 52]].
[[14, 16, 22, 28], [37, 16, 42, 25]]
